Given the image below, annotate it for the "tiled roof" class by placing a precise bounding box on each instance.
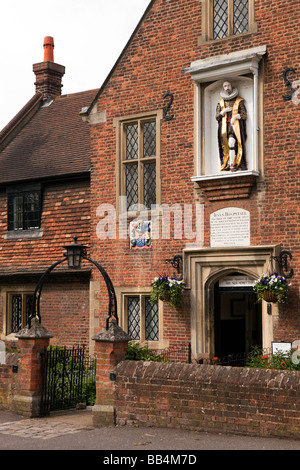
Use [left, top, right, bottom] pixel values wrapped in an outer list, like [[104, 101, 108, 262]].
[[0, 89, 98, 185]]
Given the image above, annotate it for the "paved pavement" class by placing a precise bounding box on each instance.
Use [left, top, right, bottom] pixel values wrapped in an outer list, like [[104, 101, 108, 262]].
[[0, 407, 300, 454]]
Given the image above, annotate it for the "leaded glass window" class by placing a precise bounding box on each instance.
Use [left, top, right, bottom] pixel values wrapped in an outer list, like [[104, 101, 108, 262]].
[[11, 295, 22, 333], [143, 162, 156, 210], [126, 124, 139, 160], [143, 121, 156, 158], [233, 0, 249, 35], [126, 164, 139, 211], [123, 118, 157, 211], [8, 190, 41, 231], [145, 298, 159, 341], [212, 0, 249, 39], [126, 295, 159, 342], [127, 296, 140, 340], [213, 0, 228, 39], [8, 293, 33, 334]]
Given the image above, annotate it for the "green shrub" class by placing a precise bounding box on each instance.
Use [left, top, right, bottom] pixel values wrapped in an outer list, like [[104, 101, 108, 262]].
[[126, 341, 168, 362], [246, 346, 300, 371]]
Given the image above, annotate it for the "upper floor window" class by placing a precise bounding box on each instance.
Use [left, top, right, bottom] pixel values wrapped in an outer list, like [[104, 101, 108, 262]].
[[213, 0, 249, 39], [199, 0, 256, 44], [7, 187, 41, 231], [124, 119, 157, 211], [114, 110, 162, 214]]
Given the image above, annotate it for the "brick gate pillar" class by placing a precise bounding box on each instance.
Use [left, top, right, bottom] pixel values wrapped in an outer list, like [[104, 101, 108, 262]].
[[14, 318, 53, 417], [92, 318, 131, 427]]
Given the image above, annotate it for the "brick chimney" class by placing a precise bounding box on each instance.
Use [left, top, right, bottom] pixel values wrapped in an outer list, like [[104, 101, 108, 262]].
[[33, 37, 65, 100]]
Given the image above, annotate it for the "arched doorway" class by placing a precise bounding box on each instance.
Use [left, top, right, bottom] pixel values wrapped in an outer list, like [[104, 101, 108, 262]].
[[214, 272, 262, 357], [185, 245, 279, 359]]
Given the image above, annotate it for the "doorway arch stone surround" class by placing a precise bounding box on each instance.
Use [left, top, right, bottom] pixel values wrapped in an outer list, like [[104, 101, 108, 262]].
[[183, 245, 281, 359]]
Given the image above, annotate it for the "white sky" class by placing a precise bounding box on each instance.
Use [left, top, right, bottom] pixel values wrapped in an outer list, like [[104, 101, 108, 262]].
[[0, 0, 152, 131]]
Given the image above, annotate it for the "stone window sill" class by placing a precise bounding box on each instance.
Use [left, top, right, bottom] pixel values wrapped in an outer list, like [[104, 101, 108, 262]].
[[4, 229, 44, 240]]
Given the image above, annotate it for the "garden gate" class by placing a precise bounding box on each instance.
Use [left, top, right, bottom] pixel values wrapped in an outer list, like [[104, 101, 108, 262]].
[[40, 345, 96, 417]]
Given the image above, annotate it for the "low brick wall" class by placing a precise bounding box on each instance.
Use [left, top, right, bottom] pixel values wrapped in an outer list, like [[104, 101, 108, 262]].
[[0, 354, 19, 410], [115, 361, 300, 440]]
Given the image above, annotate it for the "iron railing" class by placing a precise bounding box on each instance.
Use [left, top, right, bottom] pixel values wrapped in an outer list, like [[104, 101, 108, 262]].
[[40, 345, 96, 416]]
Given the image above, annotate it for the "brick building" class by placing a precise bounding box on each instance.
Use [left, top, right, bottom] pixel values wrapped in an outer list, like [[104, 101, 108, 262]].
[[84, 0, 299, 360], [0, 37, 97, 349], [1, 2, 299, 361]]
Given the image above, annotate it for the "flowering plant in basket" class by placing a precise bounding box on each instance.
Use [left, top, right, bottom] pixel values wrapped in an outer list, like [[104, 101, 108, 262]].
[[150, 276, 184, 307], [253, 273, 290, 304]]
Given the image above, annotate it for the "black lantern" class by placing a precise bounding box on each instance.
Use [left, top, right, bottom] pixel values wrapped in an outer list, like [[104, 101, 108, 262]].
[[63, 236, 87, 269]]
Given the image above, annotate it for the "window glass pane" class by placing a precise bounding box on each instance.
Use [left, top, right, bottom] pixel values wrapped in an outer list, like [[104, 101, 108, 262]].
[[127, 297, 140, 340], [213, 0, 228, 39], [24, 192, 40, 229], [143, 121, 156, 158], [25, 295, 33, 327], [126, 124, 139, 160], [145, 297, 159, 341], [143, 162, 156, 209], [7, 196, 15, 231], [233, 0, 249, 35], [9, 195, 23, 230], [126, 163, 139, 211], [11, 295, 22, 333]]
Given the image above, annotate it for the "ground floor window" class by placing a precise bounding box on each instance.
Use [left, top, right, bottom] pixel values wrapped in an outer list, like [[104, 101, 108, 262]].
[[126, 295, 159, 342], [7, 292, 33, 334]]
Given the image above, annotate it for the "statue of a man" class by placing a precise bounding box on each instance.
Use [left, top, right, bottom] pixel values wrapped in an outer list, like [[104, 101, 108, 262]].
[[216, 81, 247, 172]]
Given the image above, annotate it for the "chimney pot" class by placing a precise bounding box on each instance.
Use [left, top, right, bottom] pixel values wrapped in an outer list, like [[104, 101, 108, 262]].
[[33, 37, 65, 99], [43, 36, 54, 62]]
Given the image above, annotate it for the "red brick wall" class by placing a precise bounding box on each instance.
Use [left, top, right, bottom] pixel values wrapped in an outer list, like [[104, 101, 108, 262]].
[[0, 179, 90, 272], [0, 179, 91, 348], [40, 275, 90, 349], [90, 0, 300, 344], [0, 355, 19, 410], [115, 360, 300, 439]]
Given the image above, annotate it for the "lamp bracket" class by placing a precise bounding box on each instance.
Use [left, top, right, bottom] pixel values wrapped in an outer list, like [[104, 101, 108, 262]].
[[165, 254, 183, 281], [270, 250, 294, 279]]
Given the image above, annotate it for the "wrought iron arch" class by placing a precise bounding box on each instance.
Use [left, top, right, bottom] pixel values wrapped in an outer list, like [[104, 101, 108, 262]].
[[28, 239, 117, 330]]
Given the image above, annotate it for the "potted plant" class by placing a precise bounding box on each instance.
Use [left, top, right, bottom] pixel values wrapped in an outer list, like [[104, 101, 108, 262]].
[[150, 275, 184, 307], [253, 273, 290, 304]]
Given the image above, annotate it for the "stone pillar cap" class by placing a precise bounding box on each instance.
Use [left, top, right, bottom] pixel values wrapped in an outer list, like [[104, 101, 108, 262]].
[[92, 318, 131, 343], [15, 318, 54, 339]]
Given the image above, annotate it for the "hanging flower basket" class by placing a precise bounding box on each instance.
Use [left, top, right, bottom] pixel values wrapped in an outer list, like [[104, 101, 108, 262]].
[[150, 275, 184, 308], [158, 291, 171, 302], [253, 273, 290, 304], [262, 290, 278, 303]]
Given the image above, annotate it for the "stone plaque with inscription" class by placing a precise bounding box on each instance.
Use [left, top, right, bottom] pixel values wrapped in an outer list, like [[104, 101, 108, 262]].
[[210, 207, 250, 247]]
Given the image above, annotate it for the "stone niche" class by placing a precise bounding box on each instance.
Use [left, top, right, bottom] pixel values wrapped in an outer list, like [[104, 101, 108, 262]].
[[183, 45, 267, 201]]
